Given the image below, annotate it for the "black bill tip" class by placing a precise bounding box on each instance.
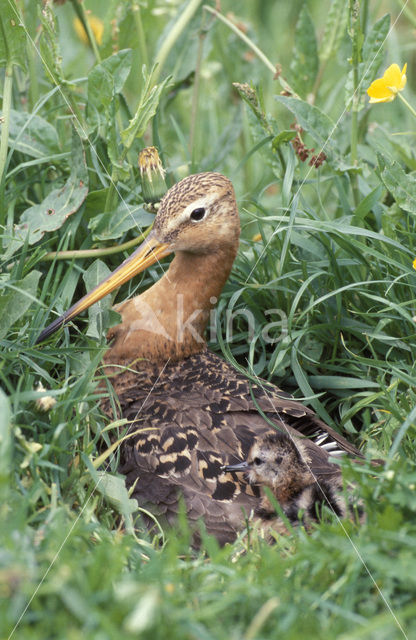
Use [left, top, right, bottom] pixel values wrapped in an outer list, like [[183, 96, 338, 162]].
[[35, 315, 68, 345], [221, 460, 249, 473]]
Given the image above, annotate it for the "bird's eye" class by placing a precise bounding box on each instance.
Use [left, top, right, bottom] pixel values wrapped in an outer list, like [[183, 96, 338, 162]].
[[253, 457, 262, 466], [275, 456, 283, 465], [190, 207, 206, 222]]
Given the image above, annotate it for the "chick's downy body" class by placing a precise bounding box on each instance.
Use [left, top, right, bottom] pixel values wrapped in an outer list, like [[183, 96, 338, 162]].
[[225, 431, 364, 536]]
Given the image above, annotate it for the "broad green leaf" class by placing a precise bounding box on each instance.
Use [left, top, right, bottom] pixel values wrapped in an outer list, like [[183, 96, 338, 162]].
[[362, 14, 390, 71], [345, 15, 390, 111], [83, 260, 113, 339], [88, 65, 113, 113], [94, 471, 137, 533], [102, 48, 132, 94], [289, 6, 318, 97], [275, 95, 354, 172], [84, 188, 110, 220], [0, 270, 41, 339], [320, 0, 348, 62], [106, 100, 130, 180], [88, 49, 132, 113], [0, 0, 27, 70], [121, 68, 172, 149], [95, 471, 138, 515], [0, 388, 11, 486], [89, 206, 154, 241], [5, 109, 60, 158], [379, 157, 416, 215], [38, 1, 63, 85], [4, 132, 88, 257]]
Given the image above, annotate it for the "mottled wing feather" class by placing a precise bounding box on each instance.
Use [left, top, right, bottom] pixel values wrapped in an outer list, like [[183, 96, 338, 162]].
[[114, 350, 355, 543]]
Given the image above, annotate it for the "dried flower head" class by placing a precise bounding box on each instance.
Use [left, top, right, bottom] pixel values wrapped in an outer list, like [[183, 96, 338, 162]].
[[138, 147, 167, 204]]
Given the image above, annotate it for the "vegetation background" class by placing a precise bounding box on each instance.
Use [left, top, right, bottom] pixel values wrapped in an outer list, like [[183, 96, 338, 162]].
[[1, 0, 416, 638]]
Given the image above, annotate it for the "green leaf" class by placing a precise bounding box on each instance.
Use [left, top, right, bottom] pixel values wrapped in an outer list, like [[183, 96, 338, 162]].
[[103, 49, 133, 95], [5, 109, 60, 158], [274, 95, 354, 172], [88, 49, 132, 113], [4, 131, 88, 257], [362, 14, 390, 79], [0, 0, 27, 70], [345, 15, 390, 111], [289, 6, 318, 97], [291, 346, 333, 426], [319, 0, 348, 62], [0, 270, 41, 339], [83, 260, 113, 339], [121, 67, 172, 150], [106, 100, 129, 180], [378, 156, 416, 215], [0, 388, 11, 487], [94, 471, 138, 533], [272, 130, 297, 150], [307, 376, 380, 389], [354, 185, 383, 220], [88, 65, 113, 114], [38, 1, 63, 84], [83, 188, 111, 220], [88, 206, 154, 241]]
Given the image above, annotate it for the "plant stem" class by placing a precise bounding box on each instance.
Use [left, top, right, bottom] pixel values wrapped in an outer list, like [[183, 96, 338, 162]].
[[204, 5, 275, 74], [40, 226, 152, 262], [349, 0, 361, 207], [0, 62, 13, 208], [393, 0, 416, 29], [152, 0, 203, 85], [70, 0, 101, 63], [132, 2, 148, 67], [361, 0, 369, 33], [190, 19, 207, 171], [398, 92, 416, 119], [311, 60, 327, 104], [204, 5, 298, 97]]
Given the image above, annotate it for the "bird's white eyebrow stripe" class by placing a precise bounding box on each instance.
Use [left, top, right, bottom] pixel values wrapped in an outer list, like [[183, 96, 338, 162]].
[[164, 194, 218, 233]]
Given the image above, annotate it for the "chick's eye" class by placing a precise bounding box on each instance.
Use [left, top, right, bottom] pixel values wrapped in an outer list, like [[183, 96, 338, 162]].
[[253, 457, 262, 466], [275, 456, 283, 465], [190, 207, 206, 222]]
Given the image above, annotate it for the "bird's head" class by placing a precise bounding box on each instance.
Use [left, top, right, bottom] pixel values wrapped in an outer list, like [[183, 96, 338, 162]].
[[224, 432, 308, 489], [153, 172, 240, 253], [35, 172, 239, 344]]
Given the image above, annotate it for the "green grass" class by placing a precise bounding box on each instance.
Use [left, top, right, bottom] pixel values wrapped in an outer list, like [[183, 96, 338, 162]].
[[1, 0, 416, 638]]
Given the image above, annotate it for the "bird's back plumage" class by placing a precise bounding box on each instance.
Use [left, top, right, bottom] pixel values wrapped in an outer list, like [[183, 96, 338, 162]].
[[112, 349, 359, 544]]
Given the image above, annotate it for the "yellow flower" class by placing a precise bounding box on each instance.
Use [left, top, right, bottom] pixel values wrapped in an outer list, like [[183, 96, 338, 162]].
[[413, 257, 416, 271], [74, 15, 104, 46], [367, 63, 407, 103]]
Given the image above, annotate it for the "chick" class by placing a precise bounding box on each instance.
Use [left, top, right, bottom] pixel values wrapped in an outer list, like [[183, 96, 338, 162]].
[[224, 431, 363, 532]]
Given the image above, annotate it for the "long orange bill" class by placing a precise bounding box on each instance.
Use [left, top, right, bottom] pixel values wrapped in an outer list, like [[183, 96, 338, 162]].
[[35, 231, 172, 344]]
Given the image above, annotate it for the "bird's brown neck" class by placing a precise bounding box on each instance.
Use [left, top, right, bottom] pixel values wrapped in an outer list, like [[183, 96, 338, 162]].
[[103, 244, 237, 373]]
